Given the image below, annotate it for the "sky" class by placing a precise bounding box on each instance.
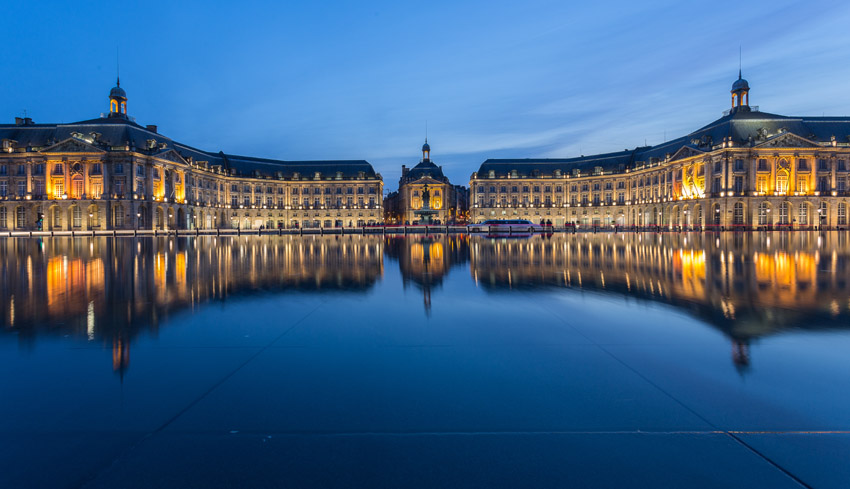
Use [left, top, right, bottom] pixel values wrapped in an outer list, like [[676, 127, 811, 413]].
[[2, 0, 850, 190]]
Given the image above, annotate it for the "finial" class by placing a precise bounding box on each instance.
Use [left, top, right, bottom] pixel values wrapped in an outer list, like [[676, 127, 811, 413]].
[[738, 46, 742, 79]]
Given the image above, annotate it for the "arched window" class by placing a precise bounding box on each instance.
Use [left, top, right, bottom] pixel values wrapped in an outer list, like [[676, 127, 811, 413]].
[[0, 207, 7, 229], [15, 207, 25, 228], [72, 175, 84, 198], [733, 202, 744, 225], [819, 202, 828, 225], [839, 203, 847, 226], [799, 202, 809, 225], [72, 206, 82, 228], [779, 202, 789, 225], [758, 202, 770, 225]]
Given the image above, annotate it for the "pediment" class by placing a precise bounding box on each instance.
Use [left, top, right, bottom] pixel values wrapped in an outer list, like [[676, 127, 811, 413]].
[[407, 176, 445, 186], [756, 132, 819, 148], [40, 137, 106, 154], [670, 145, 704, 162], [152, 149, 189, 165]]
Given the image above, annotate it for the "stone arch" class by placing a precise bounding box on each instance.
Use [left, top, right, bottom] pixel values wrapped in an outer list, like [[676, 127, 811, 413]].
[[710, 203, 721, 226], [693, 203, 702, 226], [757, 201, 771, 226], [177, 208, 186, 230], [14, 205, 26, 230], [67, 204, 82, 229], [112, 203, 124, 229], [733, 201, 745, 226], [155, 206, 165, 230], [86, 203, 100, 230], [137, 205, 147, 229]]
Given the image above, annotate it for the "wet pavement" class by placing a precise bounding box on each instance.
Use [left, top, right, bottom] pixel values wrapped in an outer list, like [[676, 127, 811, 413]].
[[1, 233, 848, 488]]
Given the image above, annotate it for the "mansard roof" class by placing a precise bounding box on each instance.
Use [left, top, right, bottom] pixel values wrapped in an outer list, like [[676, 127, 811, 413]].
[[403, 160, 447, 183], [0, 116, 379, 180], [475, 107, 850, 178]]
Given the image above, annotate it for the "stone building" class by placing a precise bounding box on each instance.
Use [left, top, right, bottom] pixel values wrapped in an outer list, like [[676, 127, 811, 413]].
[[0, 80, 383, 231], [470, 74, 850, 229], [384, 141, 468, 224]]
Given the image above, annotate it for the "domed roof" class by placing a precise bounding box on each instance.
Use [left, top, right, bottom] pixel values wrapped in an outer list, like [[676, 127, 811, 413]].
[[110, 79, 126, 100], [422, 141, 430, 152], [732, 75, 749, 92]]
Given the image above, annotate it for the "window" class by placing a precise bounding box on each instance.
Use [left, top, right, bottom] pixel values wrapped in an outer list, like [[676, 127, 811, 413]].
[[818, 159, 829, 171], [839, 160, 847, 172], [91, 163, 102, 174], [17, 181, 26, 196], [797, 159, 808, 171], [0, 181, 7, 197], [0, 207, 5, 228], [776, 174, 788, 194], [758, 202, 770, 225], [757, 176, 768, 193], [477, 186, 484, 193], [819, 202, 828, 224], [34, 164, 44, 175], [114, 163, 124, 174], [17, 165, 25, 176], [734, 159, 744, 171], [799, 203, 809, 225], [733, 202, 744, 225], [779, 202, 789, 224], [758, 159, 769, 171], [839, 179, 846, 193], [15, 207, 24, 228], [733, 177, 744, 193], [53, 164, 64, 175], [72, 206, 82, 228], [839, 203, 847, 225], [798, 178, 808, 193]]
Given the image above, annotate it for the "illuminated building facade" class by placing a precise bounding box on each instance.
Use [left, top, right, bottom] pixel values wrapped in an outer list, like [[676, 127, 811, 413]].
[[384, 141, 468, 224], [470, 75, 850, 229], [0, 81, 383, 231]]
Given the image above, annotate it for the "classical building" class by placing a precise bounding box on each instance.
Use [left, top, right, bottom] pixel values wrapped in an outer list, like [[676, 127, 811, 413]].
[[384, 140, 468, 224], [0, 80, 383, 231], [470, 75, 850, 229]]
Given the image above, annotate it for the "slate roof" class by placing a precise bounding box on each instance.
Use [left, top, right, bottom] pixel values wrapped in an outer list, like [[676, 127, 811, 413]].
[[476, 107, 850, 178], [0, 116, 378, 180], [403, 160, 446, 182]]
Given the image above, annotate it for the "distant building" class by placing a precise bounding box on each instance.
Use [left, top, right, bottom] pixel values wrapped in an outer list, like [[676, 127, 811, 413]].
[[384, 140, 468, 224], [0, 80, 383, 231], [470, 75, 850, 229]]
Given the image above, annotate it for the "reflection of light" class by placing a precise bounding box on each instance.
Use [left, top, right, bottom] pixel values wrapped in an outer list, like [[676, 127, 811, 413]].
[[87, 301, 95, 340]]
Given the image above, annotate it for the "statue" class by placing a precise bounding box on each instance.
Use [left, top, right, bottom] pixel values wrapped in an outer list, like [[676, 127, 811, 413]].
[[421, 185, 431, 210]]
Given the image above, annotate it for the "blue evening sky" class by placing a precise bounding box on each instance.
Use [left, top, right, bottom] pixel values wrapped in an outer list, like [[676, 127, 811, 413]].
[[2, 0, 850, 190]]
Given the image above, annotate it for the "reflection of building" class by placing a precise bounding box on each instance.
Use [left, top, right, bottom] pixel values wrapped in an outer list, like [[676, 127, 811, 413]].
[[384, 141, 468, 224], [470, 75, 850, 229], [0, 81, 383, 232], [469, 232, 850, 366], [385, 234, 470, 313], [0, 236, 384, 372]]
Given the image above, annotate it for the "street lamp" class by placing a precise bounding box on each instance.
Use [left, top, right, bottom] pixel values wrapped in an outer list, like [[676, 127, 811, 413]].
[[136, 211, 141, 230]]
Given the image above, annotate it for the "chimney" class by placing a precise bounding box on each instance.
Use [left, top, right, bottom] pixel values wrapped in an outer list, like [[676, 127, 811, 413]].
[[146, 125, 158, 133]]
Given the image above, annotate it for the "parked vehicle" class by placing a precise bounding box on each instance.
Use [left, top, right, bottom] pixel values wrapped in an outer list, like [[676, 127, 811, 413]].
[[467, 219, 545, 233]]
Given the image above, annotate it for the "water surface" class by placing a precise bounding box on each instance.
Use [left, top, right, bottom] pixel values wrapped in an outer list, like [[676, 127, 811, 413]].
[[1, 233, 848, 488]]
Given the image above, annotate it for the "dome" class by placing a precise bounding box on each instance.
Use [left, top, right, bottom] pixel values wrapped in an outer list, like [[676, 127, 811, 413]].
[[732, 77, 749, 92], [110, 81, 126, 100], [422, 141, 430, 152]]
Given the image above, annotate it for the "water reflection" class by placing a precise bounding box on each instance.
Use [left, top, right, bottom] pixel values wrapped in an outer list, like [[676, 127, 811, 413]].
[[1, 233, 849, 374]]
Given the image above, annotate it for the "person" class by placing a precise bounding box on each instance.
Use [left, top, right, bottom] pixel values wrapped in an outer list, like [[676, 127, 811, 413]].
[[546, 219, 552, 227]]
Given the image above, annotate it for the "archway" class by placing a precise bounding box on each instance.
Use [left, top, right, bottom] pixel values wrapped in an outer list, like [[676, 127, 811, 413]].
[[155, 206, 165, 230], [177, 208, 186, 230], [87, 204, 100, 230], [67, 205, 82, 230]]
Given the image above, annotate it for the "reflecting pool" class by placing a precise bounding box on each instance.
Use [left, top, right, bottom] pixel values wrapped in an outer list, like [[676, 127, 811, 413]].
[[1, 233, 849, 488]]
